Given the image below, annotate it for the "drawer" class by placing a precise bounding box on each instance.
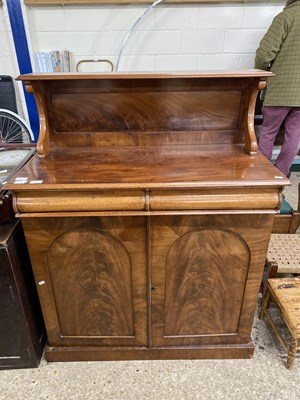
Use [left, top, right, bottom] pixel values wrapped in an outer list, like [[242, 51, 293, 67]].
[[14, 190, 146, 213], [149, 189, 280, 211]]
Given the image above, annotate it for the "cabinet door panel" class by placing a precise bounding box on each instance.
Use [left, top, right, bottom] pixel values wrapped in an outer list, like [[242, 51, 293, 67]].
[[151, 214, 273, 347], [48, 229, 135, 337], [22, 217, 147, 347], [164, 229, 249, 336]]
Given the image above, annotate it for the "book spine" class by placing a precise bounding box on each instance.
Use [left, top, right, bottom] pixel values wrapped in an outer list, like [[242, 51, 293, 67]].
[[61, 50, 70, 72], [33, 50, 70, 72]]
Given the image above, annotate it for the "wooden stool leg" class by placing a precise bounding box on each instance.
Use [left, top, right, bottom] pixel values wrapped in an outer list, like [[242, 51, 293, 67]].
[[259, 288, 271, 320], [268, 261, 278, 279], [261, 260, 278, 297], [286, 337, 298, 370]]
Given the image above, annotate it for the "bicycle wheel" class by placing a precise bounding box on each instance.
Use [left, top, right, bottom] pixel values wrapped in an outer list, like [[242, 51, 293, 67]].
[[0, 108, 34, 145]]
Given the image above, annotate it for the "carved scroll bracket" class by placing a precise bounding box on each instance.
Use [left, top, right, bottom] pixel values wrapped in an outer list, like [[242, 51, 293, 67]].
[[24, 81, 50, 158], [245, 79, 267, 156]]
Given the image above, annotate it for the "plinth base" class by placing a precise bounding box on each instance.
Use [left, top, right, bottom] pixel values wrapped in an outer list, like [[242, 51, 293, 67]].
[[45, 343, 254, 362]]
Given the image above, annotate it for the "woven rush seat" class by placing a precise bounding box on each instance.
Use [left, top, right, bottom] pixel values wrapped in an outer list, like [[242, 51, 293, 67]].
[[260, 277, 300, 369], [266, 234, 300, 275]]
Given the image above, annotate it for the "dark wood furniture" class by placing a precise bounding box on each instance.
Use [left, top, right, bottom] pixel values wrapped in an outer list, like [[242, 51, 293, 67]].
[[0, 219, 45, 369], [0, 147, 46, 369], [4, 71, 289, 362], [0, 148, 36, 223]]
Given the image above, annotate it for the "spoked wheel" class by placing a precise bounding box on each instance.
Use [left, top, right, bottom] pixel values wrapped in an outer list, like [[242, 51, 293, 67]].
[[0, 108, 34, 145]]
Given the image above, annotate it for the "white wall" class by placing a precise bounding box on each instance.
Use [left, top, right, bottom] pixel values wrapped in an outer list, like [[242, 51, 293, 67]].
[[0, 6, 17, 74], [24, 2, 284, 73], [1, 1, 285, 119]]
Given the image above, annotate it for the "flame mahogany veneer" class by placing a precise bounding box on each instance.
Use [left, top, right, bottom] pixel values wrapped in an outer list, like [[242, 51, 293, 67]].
[[5, 71, 289, 362]]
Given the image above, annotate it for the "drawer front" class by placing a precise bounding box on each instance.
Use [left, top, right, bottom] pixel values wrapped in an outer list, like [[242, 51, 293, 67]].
[[150, 188, 280, 211], [15, 190, 145, 213], [14, 188, 280, 215]]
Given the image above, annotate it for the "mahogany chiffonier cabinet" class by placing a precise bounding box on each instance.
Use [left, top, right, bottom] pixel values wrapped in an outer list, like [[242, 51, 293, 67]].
[[4, 71, 289, 362]]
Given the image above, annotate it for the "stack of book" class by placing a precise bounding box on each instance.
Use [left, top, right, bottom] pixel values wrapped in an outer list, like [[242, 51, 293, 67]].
[[33, 50, 70, 73]]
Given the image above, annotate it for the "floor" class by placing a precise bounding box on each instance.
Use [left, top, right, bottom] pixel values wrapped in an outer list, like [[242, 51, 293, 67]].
[[1, 173, 299, 400]]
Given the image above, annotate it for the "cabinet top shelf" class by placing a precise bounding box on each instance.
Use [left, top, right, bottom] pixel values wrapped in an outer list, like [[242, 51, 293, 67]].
[[20, 70, 272, 158], [18, 70, 273, 81]]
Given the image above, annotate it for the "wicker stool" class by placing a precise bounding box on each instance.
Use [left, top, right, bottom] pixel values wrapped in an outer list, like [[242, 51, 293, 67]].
[[261, 235, 300, 295], [259, 277, 300, 369]]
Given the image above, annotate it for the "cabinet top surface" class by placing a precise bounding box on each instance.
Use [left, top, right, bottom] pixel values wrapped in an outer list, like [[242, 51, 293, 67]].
[[4, 144, 289, 191], [17, 70, 273, 81]]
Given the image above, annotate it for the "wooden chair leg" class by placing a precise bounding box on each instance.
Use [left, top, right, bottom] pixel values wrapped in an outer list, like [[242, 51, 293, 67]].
[[286, 337, 298, 370], [259, 288, 271, 320], [269, 261, 279, 278], [261, 260, 278, 297]]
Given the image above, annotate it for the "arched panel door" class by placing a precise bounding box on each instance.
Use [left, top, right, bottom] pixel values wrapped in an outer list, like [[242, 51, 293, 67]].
[[164, 229, 249, 335], [22, 217, 147, 348], [48, 229, 135, 338], [151, 215, 252, 347]]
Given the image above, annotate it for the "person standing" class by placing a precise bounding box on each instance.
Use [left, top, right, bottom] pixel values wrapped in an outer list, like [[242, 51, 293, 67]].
[[254, 0, 300, 177]]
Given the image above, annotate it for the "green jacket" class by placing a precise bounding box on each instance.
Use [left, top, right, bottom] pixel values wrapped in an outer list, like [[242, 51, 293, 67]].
[[254, 1, 300, 106]]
